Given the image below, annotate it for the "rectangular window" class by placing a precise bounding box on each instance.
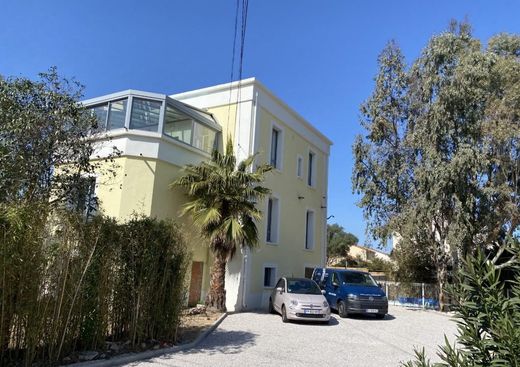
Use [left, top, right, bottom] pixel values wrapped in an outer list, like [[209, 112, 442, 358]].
[[164, 105, 217, 153], [107, 99, 127, 130], [305, 210, 315, 250], [89, 103, 109, 131], [308, 151, 316, 186], [264, 267, 276, 287], [296, 155, 303, 178], [270, 127, 281, 168], [192, 122, 217, 153], [67, 176, 98, 219], [266, 197, 279, 243], [130, 98, 162, 132]]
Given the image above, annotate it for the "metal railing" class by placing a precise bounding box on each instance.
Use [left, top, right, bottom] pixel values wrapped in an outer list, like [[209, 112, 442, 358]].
[[380, 281, 440, 310]]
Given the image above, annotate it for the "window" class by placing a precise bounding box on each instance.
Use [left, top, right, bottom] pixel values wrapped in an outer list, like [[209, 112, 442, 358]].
[[130, 98, 161, 132], [307, 151, 316, 186], [89, 103, 109, 131], [192, 122, 217, 153], [107, 99, 127, 130], [163, 105, 217, 153], [264, 267, 276, 287], [270, 127, 282, 169], [67, 176, 98, 219], [296, 155, 303, 178], [275, 278, 285, 291], [304, 267, 314, 279], [266, 197, 280, 243], [305, 210, 315, 250]]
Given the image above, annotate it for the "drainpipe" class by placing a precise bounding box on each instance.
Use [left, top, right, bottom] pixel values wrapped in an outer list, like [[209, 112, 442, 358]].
[[240, 89, 258, 311], [241, 247, 249, 310]]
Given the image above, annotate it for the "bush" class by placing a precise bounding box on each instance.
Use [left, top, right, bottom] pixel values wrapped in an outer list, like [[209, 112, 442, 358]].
[[0, 205, 189, 366], [401, 243, 520, 367]]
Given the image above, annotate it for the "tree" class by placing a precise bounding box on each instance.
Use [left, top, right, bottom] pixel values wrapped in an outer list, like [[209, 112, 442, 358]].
[[0, 67, 117, 209], [353, 23, 520, 310], [172, 139, 271, 311], [327, 223, 358, 258]]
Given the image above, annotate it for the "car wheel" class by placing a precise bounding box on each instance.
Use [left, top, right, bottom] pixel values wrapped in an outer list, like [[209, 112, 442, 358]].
[[268, 298, 275, 314], [375, 314, 385, 319], [281, 305, 289, 323], [338, 300, 348, 318]]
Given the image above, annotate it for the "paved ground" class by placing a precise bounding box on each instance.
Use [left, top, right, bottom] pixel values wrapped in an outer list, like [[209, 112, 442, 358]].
[[129, 306, 457, 367]]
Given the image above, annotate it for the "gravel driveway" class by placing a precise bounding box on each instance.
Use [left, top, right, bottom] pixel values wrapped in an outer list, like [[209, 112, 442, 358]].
[[130, 306, 457, 367]]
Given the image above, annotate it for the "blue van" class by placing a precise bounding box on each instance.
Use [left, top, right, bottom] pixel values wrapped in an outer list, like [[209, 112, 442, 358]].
[[312, 268, 388, 319]]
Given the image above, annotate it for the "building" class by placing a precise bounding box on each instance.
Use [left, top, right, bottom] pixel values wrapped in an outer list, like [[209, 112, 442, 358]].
[[82, 78, 332, 311], [348, 245, 391, 262]]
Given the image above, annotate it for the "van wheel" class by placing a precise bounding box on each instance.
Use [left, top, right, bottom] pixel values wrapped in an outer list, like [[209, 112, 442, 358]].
[[281, 305, 289, 323], [338, 300, 348, 318], [268, 298, 275, 314]]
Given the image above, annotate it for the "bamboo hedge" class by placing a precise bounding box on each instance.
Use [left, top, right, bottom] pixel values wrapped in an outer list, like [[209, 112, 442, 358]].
[[0, 204, 189, 366]]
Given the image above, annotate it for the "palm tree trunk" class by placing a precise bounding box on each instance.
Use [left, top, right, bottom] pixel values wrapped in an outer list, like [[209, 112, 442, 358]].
[[206, 251, 227, 311]]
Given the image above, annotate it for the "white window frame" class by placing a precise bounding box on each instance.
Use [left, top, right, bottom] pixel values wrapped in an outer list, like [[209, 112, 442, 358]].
[[307, 149, 317, 187], [296, 154, 303, 179], [269, 122, 284, 170], [263, 264, 278, 288], [266, 195, 280, 245], [305, 209, 315, 250]]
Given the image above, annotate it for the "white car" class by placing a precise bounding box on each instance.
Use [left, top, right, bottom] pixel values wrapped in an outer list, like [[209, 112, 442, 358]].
[[268, 277, 331, 323]]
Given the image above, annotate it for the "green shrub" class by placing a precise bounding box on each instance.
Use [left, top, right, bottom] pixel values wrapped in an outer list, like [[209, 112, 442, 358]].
[[0, 205, 189, 366], [402, 242, 520, 367]]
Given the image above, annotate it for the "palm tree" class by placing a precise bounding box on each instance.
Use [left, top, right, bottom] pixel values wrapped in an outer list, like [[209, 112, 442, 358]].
[[172, 139, 271, 311]]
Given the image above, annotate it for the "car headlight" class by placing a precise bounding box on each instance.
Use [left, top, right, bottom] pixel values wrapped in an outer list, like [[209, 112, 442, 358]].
[[290, 299, 298, 306], [347, 294, 358, 300], [323, 300, 329, 308]]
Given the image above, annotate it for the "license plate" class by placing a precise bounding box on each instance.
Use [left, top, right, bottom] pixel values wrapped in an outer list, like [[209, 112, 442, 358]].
[[366, 309, 379, 313], [304, 309, 321, 314]]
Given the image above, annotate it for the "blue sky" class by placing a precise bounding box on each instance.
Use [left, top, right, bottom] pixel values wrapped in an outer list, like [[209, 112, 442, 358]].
[[2, 1, 519, 250]]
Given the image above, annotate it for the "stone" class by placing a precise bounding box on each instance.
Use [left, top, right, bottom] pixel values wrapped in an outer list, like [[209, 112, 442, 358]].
[[78, 351, 98, 361]]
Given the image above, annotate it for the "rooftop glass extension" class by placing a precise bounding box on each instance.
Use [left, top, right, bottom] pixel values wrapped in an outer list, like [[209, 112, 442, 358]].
[[83, 90, 220, 154]]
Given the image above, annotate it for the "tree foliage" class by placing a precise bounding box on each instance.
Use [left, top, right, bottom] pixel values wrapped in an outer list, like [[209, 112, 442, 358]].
[[353, 23, 520, 308], [0, 67, 117, 208], [327, 223, 358, 258], [173, 139, 272, 311]]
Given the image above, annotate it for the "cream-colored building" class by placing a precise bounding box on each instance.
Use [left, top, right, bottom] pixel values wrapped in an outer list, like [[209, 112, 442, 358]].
[[348, 244, 391, 262], [83, 79, 332, 311]]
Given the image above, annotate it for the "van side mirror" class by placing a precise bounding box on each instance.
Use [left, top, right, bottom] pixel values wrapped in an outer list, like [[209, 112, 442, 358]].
[[276, 287, 283, 293], [377, 283, 382, 288], [332, 281, 339, 288], [321, 289, 326, 295]]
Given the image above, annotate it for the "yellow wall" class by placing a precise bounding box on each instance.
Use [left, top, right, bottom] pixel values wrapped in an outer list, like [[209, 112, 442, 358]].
[[204, 104, 237, 145], [249, 106, 326, 295], [94, 154, 212, 302]]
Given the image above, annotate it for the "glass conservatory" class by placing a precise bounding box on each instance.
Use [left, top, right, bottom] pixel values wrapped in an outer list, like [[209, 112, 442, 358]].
[[83, 90, 221, 154]]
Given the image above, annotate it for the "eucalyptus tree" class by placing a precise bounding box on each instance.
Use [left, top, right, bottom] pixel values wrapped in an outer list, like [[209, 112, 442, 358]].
[[173, 139, 271, 311], [354, 22, 520, 310]]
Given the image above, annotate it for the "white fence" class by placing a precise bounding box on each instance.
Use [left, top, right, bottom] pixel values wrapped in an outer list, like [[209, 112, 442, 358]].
[[380, 281, 440, 310]]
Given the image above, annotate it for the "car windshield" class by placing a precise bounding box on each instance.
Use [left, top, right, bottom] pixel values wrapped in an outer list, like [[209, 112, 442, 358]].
[[286, 279, 322, 295], [340, 272, 377, 286]]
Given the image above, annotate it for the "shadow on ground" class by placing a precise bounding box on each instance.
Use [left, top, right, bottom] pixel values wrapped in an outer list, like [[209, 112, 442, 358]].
[[289, 316, 340, 326], [182, 329, 257, 355], [330, 310, 396, 321]]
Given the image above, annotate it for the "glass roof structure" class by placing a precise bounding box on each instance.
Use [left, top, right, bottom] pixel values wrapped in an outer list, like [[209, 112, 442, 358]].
[[82, 90, 221, 154]]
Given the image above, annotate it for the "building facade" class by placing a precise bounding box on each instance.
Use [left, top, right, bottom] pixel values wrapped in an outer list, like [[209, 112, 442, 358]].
[[83, 79, 332, 311]]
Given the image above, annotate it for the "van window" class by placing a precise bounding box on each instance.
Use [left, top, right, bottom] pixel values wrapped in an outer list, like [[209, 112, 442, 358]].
[[340, 272, 377, 286]]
